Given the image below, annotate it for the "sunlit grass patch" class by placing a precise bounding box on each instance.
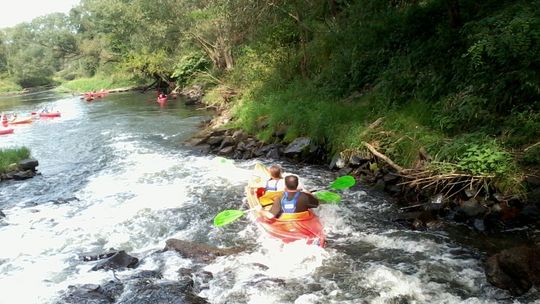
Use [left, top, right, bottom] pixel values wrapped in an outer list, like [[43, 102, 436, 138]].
[[57, 74, 139, 93], [0, 147, 30, 173]]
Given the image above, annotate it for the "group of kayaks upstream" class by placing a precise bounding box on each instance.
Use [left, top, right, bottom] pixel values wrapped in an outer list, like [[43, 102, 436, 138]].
[[82, 90, 109, 102], [0, 111, 61, 136]]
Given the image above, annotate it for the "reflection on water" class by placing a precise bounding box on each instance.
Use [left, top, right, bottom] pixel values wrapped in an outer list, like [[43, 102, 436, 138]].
[[0, 91, 536, 303]]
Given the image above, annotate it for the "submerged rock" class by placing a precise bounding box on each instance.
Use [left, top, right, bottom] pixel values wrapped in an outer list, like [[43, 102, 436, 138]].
[[57, 282, 123, 304], [80, 249, 119, 262], [485, 245, 540, 296], [10, 170, 36, 180], [118, 280, 208, 304], [164, 239, 244, 262], [91, 251, 139, 271]]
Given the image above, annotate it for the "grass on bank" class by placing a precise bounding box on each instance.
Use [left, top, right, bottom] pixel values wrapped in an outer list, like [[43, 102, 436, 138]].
[[56, 74, 143, 93], [228, 79, 531, 196], [0, 77, 23, 93], [0, 147, 30, 173]]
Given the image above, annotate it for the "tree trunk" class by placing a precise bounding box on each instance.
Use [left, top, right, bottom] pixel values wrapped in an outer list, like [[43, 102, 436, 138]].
[[446, 0, 462, 28]]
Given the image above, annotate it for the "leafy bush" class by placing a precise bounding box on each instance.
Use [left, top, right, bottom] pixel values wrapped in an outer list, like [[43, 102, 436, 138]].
[[172, 52, 210, 87], [432, 88, 491, 133], [522, 145, 540, 166], [0, 76, 22, 93], [458, 144, 511, 176]]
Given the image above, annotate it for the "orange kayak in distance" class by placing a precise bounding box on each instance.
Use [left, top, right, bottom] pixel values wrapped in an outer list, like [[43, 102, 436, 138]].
[[9, 117, 33, 124]]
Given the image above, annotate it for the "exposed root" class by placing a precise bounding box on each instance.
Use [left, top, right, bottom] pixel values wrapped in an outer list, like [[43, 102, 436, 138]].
[[397, 170, 494, 199]]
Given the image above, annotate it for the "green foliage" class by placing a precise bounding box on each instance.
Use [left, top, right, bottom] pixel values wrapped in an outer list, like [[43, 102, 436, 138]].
[[0, 0, 537, 200], [432, 88, 491, 133], [172, 53, 210, 86], [462, 2, 540, 114], [10, 46, 55, 87], [0, 147, 30, 173], [0, 77, 22, 93], [458, 144, 511, 176], [431, 133, 493, 163], [123, 50, 173, 79], [522, 145, 540, 166], [59, 74, 140, 92], [501, 109, 540, 147]]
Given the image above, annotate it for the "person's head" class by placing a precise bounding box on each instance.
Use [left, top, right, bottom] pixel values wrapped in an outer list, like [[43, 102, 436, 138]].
[[268, 164, 283, 179], [284, 175, 299, 190]]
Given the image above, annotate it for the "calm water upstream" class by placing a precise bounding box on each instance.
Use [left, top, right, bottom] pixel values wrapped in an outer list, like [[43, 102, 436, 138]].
[[0, 92, 537, 303]]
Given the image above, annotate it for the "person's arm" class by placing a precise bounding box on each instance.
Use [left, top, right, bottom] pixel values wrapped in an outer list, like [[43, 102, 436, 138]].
[[304, 192, 320, 208], [268, 195, 282, 217], [256, 195, 282, 219]]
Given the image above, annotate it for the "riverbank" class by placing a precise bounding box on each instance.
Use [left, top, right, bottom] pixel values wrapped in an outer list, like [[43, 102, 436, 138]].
[[0, 147, 39, 181], [0, 74, 147, 96], [186, 95, 540, 296], [188, 115, 540, 231]]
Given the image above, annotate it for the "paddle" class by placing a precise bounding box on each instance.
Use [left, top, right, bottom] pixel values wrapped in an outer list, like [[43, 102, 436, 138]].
[[213, 175, 357, 226], [213, 208, 257, 227], [312, 175, 356, 204]]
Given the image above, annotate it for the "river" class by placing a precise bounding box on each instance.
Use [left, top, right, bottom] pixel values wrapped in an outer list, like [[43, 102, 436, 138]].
[[0, 92, 537, 303]]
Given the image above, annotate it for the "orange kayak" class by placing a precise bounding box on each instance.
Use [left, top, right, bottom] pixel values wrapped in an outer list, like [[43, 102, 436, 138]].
[[9, 117, 32, 124], [245, 165, 325, 247]]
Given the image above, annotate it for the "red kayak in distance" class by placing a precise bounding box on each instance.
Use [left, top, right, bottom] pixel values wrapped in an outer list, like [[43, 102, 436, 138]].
[[39, 112, 61, 118], [0, 128, 14, 135]]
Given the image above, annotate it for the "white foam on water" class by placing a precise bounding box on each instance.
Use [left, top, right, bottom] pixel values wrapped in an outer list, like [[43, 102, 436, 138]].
[[0, 140, 226, 303], [200, 235, 329, 304], [358, 231, 436, 253]]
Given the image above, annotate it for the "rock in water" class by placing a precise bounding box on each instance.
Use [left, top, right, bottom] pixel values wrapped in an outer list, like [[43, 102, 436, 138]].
[[57, 282, 123, 304], [283, 137, 312, 156], [18, 158, 39, 171], [164, 239, 244, 262], [485, 245, 540, 296], [91, 250, 139, 271], [118, 281, 208, 304], [80, 249, 118, 262], [12, 170, 36, 180]]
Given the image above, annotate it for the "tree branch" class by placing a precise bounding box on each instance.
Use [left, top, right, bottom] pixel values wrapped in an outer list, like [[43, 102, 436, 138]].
[[363, 142, 404, 173]]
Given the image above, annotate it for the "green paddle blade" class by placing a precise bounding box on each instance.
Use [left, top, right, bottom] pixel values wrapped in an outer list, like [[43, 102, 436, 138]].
[[330, 175, 356, 190], [213, 209, 245, 227], [314, 191, 342, 204]]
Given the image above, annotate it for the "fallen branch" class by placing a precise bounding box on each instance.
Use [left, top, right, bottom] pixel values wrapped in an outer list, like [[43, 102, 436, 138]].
[[524, 141, 540, 152], [363, 142, 404, 173]]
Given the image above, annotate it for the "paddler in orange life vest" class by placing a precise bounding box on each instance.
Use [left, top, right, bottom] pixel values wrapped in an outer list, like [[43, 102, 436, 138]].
[[257, 175, 320, 221]]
